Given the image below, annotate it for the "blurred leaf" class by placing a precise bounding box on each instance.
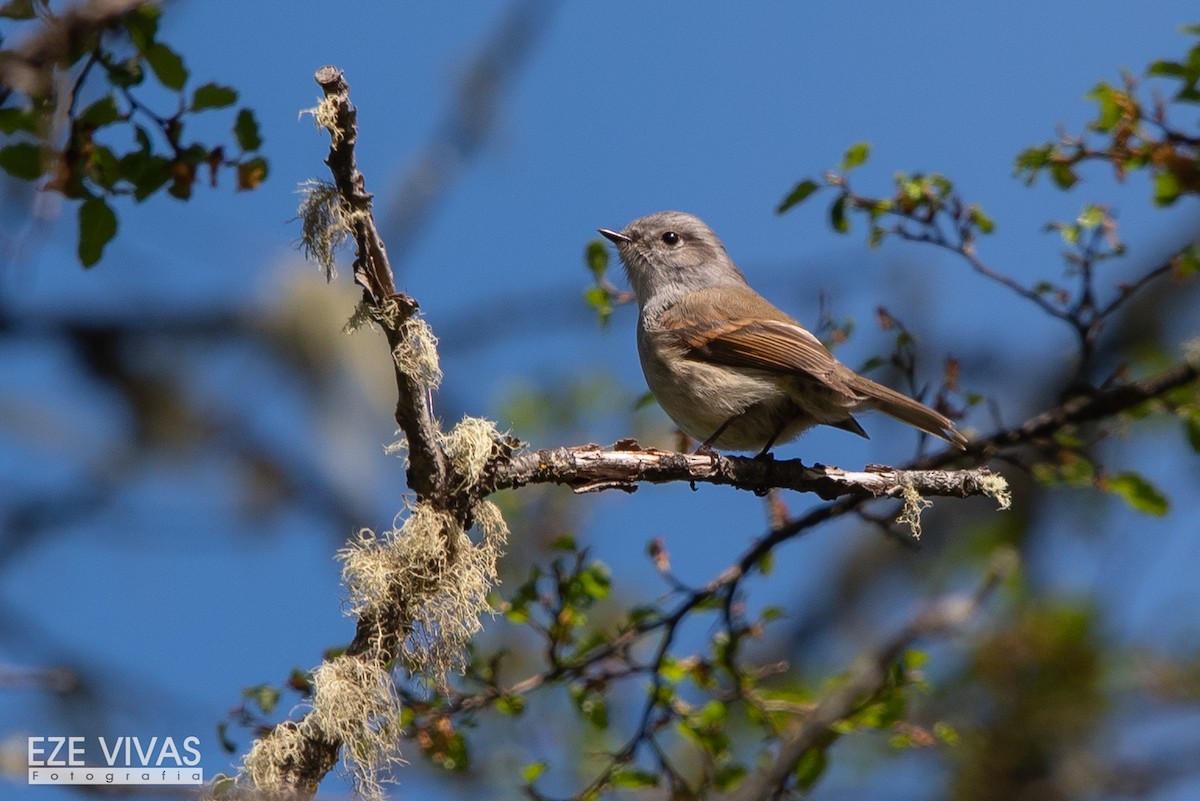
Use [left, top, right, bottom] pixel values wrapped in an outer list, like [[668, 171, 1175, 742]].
[[144, 42, 188, 91], [191, 82, 239, 111], [611, 768, 658, 789], [78, 195, 118, 267], [495, 694, 525, 716], [578, 563, 611, 600], [234, 108, 263, 151], [0, 107, 38, 134], [106, 56, 145, 88], [1014, 144, 1054, 183], [0, 141, 42, 179], [794, 747, 828, 790], [829, 194, 849, 233], [77, 96, 120, 127], [123, 4, 160, 50], [237, 156, 268, 190], [933, 721, 960, 746], [842, 141, 871, 170], [1187, 416, 1200, 453], [968, 203, 995, 233], [1173, 245, 1200, 277], [1050, 161, 1078, 189], [777, 178, 820, 213], [584, 286, 613, 325], [242, 683, 281, 715], [569, 684, 609, 730], [120, 151, 172, 201], [585, 239, 608, 278], [1154, 171, 1182, 206], [521, 761, 546, 784], [1087, 82, 1123, 132], [1106, 471, 1169, 515], [715, 763, 747, 791]]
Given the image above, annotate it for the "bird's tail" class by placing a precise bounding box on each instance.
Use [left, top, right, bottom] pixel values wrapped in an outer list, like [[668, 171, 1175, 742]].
[[851, 374, 967, 449]]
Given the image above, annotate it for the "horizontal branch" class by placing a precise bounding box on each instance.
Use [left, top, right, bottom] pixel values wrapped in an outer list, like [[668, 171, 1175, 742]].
[[487, 439, 1005, 501]]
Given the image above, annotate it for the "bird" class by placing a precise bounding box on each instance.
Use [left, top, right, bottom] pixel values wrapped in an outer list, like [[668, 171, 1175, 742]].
[[598, 211, 967, 457]]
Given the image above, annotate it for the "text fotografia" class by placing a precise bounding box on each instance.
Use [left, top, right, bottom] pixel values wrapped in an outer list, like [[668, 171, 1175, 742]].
[[27, 736, 204, 785]]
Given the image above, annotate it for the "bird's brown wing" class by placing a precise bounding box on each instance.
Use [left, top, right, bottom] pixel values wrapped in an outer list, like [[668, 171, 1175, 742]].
[[669, 313, 845, 385]]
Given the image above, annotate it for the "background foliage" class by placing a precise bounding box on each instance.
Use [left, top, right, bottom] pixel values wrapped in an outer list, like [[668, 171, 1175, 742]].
[[2, 3, 1199, 801]]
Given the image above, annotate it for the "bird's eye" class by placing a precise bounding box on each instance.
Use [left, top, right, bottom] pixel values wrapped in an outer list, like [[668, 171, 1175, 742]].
[[661, 231, 681, 246]]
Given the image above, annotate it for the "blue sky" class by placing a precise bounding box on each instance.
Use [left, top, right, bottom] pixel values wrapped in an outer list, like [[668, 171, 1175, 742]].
[[3, 3, 1200, 800]]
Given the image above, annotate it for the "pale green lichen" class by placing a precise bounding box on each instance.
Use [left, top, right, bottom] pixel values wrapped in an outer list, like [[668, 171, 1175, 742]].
[[296, 179, 350, 281], [981, 472, 1012, 510], [896, 481, 933, 540]]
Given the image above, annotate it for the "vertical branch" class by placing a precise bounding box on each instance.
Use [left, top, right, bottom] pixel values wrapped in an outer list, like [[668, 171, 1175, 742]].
[[314, 65, 447, 498]]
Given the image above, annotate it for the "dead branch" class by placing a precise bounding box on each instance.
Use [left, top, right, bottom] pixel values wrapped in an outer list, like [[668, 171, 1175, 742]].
[[489, 440, 1005, 501]]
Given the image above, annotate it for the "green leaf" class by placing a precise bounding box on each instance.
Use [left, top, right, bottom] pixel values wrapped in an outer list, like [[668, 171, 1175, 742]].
[[794, 748, 828, 790], [585, 239, 609, 278], [119, 151, 172, 202], [234, 108, 263, 151], [78, 96, 120, 127], [78, 195, 118, 267], [578, 563, 611, 600], [584, 286, 613, 322], [933, 721, 960, 746], [242, 683, 281, 714], [569, 685, 609, 730], [777, 178, 821, 213], [842, 141, 871, 171], [0, 142, 43, 180], [1148, 59, 1186, 78], [107, 56, 145, 89], [1154, 171, 1182, 206], [551, 533, 576, 552], [829, 194, 849, 233], [1014, 144, 1054, 184], [144, 42, 188, 91], [123, 5, 160, 50], [1050, 161, 1078, 189], [495, 694, 525, 716], [0, 106, 38, 134], [191, 82, 239, 111], [1186, 416, 1200, 453], [714, 763, 747, 791], [1087, 82, 1123, 132], [521, 761, 546, 784], [968, 203, 995, 234], [1107, 471, 1169, 515], [1174, 245, 1200, 277], [611, 768, 658, 789]]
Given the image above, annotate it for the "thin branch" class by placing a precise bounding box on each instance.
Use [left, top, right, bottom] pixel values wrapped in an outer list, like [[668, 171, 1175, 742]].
[[712, 549, 1015, 801], [914, 357, 1199, 471]]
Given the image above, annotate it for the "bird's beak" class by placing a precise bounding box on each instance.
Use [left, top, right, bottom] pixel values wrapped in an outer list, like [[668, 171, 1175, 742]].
[[598, 228, 631, 244]]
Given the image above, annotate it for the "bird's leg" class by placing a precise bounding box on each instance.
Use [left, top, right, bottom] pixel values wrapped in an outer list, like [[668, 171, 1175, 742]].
[[696, 415, 738, 455], [752, 424, 786, 461]]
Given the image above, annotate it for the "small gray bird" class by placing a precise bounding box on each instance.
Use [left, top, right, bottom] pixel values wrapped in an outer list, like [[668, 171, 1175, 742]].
[[598, 211, 967, 457]]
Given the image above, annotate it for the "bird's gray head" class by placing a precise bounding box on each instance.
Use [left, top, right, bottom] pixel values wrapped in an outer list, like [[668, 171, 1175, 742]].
[[598, 211, 748, 307]]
